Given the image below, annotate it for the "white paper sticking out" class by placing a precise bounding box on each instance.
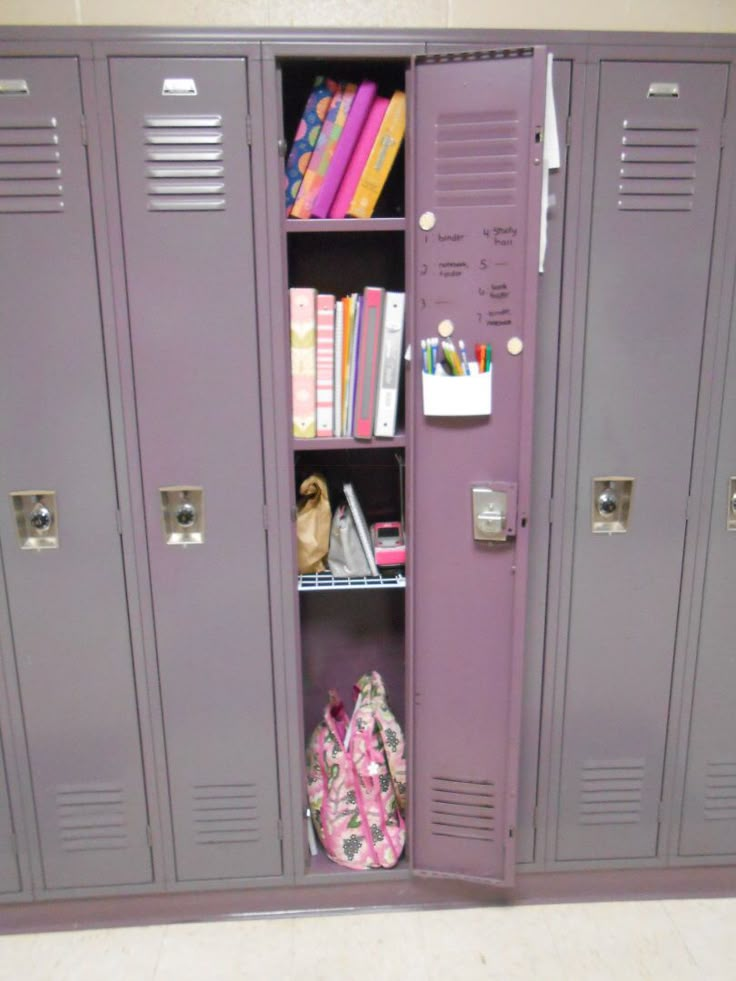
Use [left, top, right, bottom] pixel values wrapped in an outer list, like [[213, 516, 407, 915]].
[[539, 53, 561, 273]]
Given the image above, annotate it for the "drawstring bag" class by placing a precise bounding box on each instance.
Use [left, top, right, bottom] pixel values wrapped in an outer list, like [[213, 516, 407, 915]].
[[306, 671, 407, 869], [296, 474, 331, 574]]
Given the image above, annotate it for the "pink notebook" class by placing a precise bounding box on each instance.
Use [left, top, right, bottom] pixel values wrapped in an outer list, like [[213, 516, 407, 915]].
[[311, 80, 377, 219], [329, 96, 389, 220]]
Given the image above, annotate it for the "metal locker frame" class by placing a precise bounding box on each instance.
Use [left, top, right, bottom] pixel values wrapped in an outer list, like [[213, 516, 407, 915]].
[[106, 45, 282, 888], [543, 48, 734, 869], [0, 50, 154, 895]]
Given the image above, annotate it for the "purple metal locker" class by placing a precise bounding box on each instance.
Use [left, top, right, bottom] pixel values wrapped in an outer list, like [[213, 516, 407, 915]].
[[410, 48, 547, 884], [555, 61, 728, 862], [0, 739, 20, 894], [109, 57, 282, 882], [678, 315, 736, 857], [0, 57, 152, 890]]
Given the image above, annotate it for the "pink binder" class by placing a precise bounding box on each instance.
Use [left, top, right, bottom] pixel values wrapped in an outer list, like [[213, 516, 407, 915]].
[[316, 294, 336, 436], [328, 96, 389, 220], [311, 80, 377, 220], [353, 286, 385, 439]]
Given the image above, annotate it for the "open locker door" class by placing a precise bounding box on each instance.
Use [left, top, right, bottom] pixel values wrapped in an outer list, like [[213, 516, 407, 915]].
[[409, 47, 547, 885]]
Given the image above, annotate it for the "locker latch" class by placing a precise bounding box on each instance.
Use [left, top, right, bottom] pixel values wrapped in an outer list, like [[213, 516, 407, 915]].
[[472, 483, 517, 543], [728, 477, 736, 532]]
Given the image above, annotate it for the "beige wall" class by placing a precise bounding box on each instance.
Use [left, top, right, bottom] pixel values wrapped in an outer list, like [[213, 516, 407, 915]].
[[0, 0, 735, 31]]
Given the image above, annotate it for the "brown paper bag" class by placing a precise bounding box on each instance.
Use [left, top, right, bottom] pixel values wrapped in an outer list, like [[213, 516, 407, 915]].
[[296, 474, 331, 574]]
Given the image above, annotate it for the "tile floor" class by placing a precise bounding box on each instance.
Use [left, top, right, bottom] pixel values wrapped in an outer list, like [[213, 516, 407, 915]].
[[0, 897, 734, 980]]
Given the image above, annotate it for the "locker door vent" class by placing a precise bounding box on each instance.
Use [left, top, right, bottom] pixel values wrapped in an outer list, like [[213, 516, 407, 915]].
[[579, 759, 645, 825], [192, 783, 260, 845], [56, 783, 129, 852], [434, 110, 518, 208], [0, 115, 64, 213], [704, 762, 736, 821], [429, 777, 495, 841], [618, 120, 698, 212], [144, 114, 225, 212]]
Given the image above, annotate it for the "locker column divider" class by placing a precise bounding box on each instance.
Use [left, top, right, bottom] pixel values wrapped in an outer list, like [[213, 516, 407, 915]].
[[259, 42, 307, 883], [251, 42, 299, 885], [0, 560, 32, 899], [88, 39, 183, 890], [89, 40, 176, 889], [531, 47, 591, 871], [664, 46, 736, 863], [541, 51, 599, 871], [0, 41, 104, 901], [515, 45, 577, 870]]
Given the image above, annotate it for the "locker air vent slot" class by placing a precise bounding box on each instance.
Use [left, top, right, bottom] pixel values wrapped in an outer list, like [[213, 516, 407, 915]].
[[579, 759, 644, 825], [144, 114, 225, 212], [704, 762, 736, 821], [192, 784, 260, 845], [0, 114, 64, 213], [430, 777, 495, 841], [56, 783, 129, 852], [618, 120, 698, 212], [434, 110, 518, 208]]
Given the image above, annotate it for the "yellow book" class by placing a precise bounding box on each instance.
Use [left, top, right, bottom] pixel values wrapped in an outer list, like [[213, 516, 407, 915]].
[[347, 91, 406, 219]]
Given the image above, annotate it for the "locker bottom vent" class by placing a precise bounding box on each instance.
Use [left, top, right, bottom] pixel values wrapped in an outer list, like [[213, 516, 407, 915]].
[[192, 783, 260, 845], [579, 759, 644, 825], [430, 777, 495, 842], [56, 783, 129, 852], [704, 762, 736, 821]]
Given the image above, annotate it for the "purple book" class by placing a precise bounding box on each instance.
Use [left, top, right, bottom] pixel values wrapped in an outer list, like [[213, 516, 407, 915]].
[[310, 80, 377, 220]]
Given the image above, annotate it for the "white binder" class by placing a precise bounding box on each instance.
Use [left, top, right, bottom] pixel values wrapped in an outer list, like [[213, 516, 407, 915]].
[[373, 291, 405, 438]]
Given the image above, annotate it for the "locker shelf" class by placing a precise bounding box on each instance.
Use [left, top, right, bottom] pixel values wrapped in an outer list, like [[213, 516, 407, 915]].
[[286, 217, 405, 234], [293, 433, 406, 451], [297, 571, 406, 591]]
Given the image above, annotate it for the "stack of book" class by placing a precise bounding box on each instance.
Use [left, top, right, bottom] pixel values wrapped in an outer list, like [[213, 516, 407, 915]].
[[289, 286, 405, 440], [284, 76, 406, 220]]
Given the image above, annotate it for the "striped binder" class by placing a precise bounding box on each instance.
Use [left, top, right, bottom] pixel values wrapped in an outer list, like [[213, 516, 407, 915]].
[[316, 294, 336, 436]]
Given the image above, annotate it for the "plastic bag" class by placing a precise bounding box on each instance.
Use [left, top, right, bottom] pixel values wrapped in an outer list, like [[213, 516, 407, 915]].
[[327, 504, 372, 578], [296, 474, 331, 574]]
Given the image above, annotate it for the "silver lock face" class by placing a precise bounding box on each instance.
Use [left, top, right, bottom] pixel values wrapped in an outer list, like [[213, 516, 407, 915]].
[[160, 487, 204, 545], [10, 491, 59, 549], [472, 486, 509, 542], [728, 477, 736, 532], [592, 477, 634, 533]]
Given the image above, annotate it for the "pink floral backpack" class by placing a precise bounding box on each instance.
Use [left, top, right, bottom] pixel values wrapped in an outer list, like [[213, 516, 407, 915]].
[[306, 671, 407, 869]]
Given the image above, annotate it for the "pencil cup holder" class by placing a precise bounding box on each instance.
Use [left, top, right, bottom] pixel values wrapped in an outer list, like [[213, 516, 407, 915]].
[[421, 367, 492, 417]]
